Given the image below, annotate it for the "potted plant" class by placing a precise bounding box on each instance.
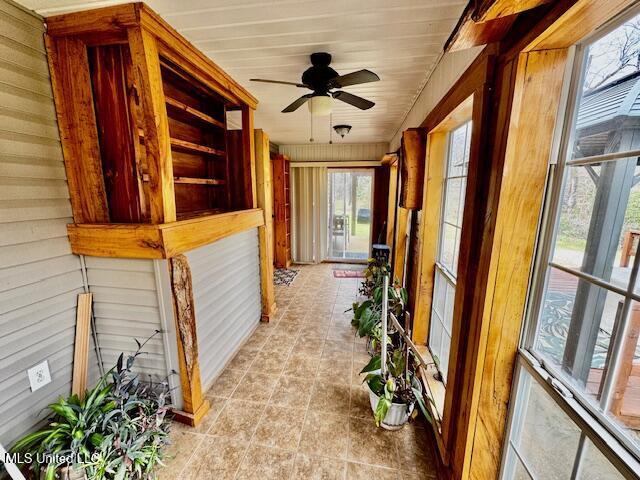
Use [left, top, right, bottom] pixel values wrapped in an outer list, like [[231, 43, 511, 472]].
[[11, 334, 171, 480]]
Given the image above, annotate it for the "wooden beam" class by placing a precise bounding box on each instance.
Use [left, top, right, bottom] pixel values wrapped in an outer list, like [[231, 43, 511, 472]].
[[411, 132, 448, 346], [67, 209, 265, 259], [445, 4, 516, 52], [72, 293, 93, 399], [243, 107, 258, 209], [168, 255, 209, 426], [468, 48, 569, 480], [127, 26, 176, 224], [254, 129, 277, 321], [392, 207, 410, 284], [524, 0, 635, 51], [400, 129, 427, 210], [474, 0, 553, 23], [44, 35, 109, 223], [386, 162, 399, 247]]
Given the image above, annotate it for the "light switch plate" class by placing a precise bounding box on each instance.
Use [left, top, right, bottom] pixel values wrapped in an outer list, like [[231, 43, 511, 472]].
[[27, 361, 51, 392]]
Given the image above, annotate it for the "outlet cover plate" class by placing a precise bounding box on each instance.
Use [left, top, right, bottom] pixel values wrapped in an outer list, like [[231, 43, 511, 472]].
[[27, 360, 51, 392]]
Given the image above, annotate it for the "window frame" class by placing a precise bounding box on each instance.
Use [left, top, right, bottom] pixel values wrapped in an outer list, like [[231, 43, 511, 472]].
[[506, 5, 640, 477]]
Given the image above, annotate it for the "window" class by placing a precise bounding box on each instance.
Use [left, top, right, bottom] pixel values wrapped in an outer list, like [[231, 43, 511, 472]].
[[429, 121, 472, 383], [503, 10, 640, 479]]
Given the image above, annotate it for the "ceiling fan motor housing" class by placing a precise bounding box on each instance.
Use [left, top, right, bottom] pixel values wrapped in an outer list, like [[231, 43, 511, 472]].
[[302, 52, 338, 94]]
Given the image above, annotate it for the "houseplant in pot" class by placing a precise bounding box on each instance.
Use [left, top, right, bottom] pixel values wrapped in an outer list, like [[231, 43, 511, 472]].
[[10, 334, 171, 480]]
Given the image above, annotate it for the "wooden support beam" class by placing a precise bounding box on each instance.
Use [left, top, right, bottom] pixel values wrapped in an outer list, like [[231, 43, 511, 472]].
[[400, 129, 427, 210], [392, 207, 410, 284], [467, 49, 569, 480], [254, 129, 277, 321], [127, 26, 176, 224], [445, 4, 516, 52], [44, 35, 109, 223], [72, 293, 93, 399], [474, 0, 553, 23], [386, 161, 399, 247], [169, 255, 209, 426], [242, 106, 258, 209]]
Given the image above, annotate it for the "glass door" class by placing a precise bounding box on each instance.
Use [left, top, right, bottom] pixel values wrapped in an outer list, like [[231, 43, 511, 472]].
[[327, 169, 373, 261]]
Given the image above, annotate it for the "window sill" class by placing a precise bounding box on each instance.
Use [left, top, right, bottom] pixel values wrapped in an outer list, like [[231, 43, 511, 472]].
[[67, 208, 264, 259]]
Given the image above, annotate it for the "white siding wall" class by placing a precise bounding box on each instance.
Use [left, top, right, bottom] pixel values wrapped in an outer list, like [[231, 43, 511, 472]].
[[84, 257, 169, 381], [389, 47, 484, 151], [279, 143, 389, 162], [187, 229, 261, 388], [0, 0, 99, 446]]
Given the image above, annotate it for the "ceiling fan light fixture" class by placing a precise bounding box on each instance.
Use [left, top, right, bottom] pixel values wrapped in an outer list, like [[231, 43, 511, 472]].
[[333, 124, 352, 138], [308, 94, 333, 116]]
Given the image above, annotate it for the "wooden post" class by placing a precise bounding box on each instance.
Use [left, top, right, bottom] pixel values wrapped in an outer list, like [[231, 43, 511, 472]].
[[169, 255, 209, 426], [127, 27, 176, 224], [400, 129, 428, 209], [45, 36, 109, 224], [255, 129, 277, 321], [72, 293, 93, 398], [242, 106, 258, 209]]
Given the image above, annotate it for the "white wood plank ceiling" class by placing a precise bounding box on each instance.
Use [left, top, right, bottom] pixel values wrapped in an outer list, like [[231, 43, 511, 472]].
[[17, 0, 467, 145]]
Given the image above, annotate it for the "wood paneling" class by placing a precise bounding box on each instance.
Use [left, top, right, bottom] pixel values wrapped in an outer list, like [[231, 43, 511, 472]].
[[468, 48, 569, 480], [67, 209, 265, 259], [44, 35, 109, 223], [272, 154, 291, 268], [254, 129, 276, 321], [411, 131, 448, 345]]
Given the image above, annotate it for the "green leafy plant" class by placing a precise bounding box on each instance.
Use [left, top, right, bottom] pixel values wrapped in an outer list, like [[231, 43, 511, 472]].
[[11, 333, 172, 480]]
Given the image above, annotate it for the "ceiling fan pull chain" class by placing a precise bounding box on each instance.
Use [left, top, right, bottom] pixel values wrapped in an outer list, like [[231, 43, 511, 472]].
[[329, 112, 333, 144], [310, 112, 314, 142]]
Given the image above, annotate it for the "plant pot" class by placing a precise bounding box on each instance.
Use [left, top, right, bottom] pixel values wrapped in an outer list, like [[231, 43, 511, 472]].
[[366, 379, 423, 431]]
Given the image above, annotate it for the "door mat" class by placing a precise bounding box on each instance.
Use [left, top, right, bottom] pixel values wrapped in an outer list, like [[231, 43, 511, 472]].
[[333, 269, 365, 278], [274, 268, 299, 286]]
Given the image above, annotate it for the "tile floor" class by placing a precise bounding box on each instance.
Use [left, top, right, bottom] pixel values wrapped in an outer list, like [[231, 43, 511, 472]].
[[159, 263, 438, 479]]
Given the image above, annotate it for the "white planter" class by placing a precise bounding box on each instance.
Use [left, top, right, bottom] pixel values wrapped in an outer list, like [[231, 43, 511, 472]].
[[366, 379, 422, 430]]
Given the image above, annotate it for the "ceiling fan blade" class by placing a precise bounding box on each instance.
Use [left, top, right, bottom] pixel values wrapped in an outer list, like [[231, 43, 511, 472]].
[[328, 69, 380, 89], [282, 94, 312, 113], [332, 91, 375, 110], [250, 78, 308, 88]]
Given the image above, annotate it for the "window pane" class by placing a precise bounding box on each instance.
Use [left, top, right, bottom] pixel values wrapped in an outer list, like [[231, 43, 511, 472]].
[[444, 178, 464, 226], [440, 332, 451, 383], [449, 124, 469, 177], [444, 280, 455, 333], [440, 223, 457, 271], [535, 268, 625, 400], [511, 371, 581, 480], [571, 13, 640, 159], [552, 163, 640, 289], [434, 270, 446, 317], [577, 439, 625, 480], [429, 313, 443, 359]]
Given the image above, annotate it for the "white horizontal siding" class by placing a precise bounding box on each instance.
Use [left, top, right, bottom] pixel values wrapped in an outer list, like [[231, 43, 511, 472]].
[[0, 0, 100, 447], [279, 142, 389, 162], [84, 256, 169, 382], [187, 228, 261, 388]]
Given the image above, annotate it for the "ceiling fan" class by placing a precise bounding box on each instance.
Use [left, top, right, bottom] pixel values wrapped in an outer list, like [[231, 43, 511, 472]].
[[250, 52, 380, 114]]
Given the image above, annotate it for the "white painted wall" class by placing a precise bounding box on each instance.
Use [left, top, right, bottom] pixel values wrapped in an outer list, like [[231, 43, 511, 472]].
[[279, 143, 389, 162]]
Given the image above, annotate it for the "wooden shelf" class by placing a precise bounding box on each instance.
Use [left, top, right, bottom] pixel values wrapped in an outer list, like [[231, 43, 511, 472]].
[[170, 138, 225, 157], [67, 208, 265, 259], [165, 96, 225, 129], [174, 177, 226, 186]]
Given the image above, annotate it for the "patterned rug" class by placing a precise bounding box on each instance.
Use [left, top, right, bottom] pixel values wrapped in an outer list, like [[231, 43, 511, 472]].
[[333, 269, 365, 278], [274, 268, 298, 286], [538, 292, 640, 369]]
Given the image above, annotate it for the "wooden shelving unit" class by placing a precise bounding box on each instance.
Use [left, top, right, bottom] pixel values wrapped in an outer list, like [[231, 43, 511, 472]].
[[272, 154, 292, 268]]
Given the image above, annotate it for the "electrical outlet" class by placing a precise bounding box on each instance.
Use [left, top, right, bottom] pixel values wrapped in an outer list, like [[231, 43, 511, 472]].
[[27, 361, 51, 392]]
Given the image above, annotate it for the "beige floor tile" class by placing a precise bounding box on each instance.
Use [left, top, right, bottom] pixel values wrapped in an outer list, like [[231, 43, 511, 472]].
[[270, 375, 315, 409], [208, 368, 245, 398], [235, 444, 296, 480], [284, 352, 321, 378], [253, 405, 306, 450], [208, 398, 265, 441], [318, 357, 352, 383], [309, 381, 351, 416], [394, 425, 438, 477], [243, 333, 270, 350], [232, 371, 279, 402], [156, 430, 203, 479], [346, 462, 401, 480], [227, 346, 257, 371], [253, 349, 290, 375], [299, 411, 349, 460], [348, 417, 399, 469], [293, 453, 347, 480], [350, 383, 373, 419], [323, 340, 354, 355], [181, 436, 246, 480]]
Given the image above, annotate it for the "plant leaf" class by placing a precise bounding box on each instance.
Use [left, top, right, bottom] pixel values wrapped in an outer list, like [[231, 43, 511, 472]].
[[360, 355, 381, 374], [412, 387, 433, 425]]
